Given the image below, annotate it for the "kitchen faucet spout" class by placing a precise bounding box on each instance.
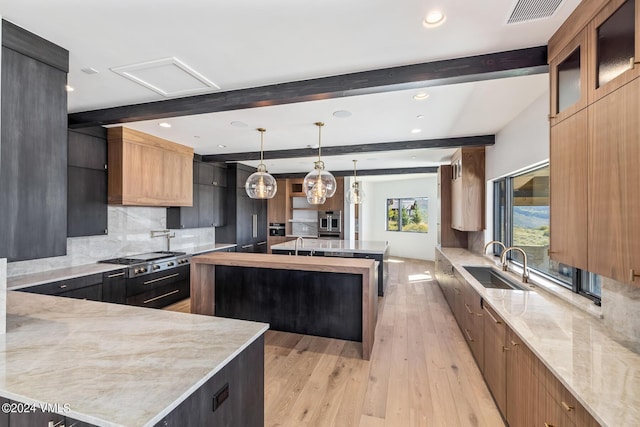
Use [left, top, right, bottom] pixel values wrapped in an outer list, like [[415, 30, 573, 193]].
[[500, 246, 529, 283], [294, 237, 304, 256]]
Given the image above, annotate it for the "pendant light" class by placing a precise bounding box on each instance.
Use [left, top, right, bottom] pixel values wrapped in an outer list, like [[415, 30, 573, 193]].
[[245, 128, 277, 199], [346, 159, 365, 204], [303, 122, 337, 204]]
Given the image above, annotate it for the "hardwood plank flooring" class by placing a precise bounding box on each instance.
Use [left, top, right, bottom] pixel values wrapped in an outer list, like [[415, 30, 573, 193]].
[[164, 257, 504, 426]]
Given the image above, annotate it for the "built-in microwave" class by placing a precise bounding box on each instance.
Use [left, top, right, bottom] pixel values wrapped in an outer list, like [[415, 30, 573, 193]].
[[318, 211, 341, 237]]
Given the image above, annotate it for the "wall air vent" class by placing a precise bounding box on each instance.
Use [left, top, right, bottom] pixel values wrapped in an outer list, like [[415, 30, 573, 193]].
[[111, 57, 220, 97], [507, 0, 563, 24]]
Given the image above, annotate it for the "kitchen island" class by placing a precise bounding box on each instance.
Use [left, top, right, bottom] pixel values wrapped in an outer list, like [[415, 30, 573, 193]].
[[270, 239, 389, 296], [0, 291, 267, 426], [190, 252, 377, 360]]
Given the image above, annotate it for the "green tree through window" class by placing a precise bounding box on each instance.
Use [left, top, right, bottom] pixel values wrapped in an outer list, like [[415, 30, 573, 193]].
[[386, 197, 428, 233]]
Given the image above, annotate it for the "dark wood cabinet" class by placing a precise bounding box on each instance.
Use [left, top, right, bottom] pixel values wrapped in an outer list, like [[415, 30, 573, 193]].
[[0, 21, 69, 262], [102, 269, 127, 304], [18, 273, 103, 302], [67, 128, 109, 237], [154, 335, 264, 427], [167, 161, 226, 229], [125, 265, 189, 309], [216, 164, 267, 248]]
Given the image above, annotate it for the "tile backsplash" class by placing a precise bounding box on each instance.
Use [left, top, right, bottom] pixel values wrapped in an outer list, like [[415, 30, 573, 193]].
[[7, 207, 215, 277]]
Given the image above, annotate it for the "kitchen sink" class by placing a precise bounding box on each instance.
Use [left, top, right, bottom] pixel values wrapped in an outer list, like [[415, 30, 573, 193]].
[[463, 266, 530, 291]]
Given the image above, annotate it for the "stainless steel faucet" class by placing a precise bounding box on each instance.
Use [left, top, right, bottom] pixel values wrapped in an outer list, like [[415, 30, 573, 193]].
[[151, 229, 176, 251], [500, 246, 529, 283], [294, 236, 304, 256], [484, 240, 506, 257]]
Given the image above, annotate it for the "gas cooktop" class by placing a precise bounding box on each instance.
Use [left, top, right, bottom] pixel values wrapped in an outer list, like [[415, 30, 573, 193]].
[[99, 251, 186, 265]]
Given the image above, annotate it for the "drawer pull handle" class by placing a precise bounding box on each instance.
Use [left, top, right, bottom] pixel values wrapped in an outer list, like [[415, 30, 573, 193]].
[[561, 401, 573, 412], [630, 269, 640, 282], [143, 289, 180, 304], [511, 340, 519, 347], [502, 346, 510, 352], [59, 284, 67, 289], [464, 329, 474, 342], [484, 306, 501, 324], [143, 273, 179, 285], [544, 423, 554, 427], [107, 272, 125, 278], [465, 303, 473, 314]]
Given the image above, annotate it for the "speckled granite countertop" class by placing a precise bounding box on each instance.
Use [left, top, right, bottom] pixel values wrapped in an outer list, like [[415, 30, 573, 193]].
[[438, 247, 640, 427], [1, 291, 268, 426], [270, 239, 388, 254]]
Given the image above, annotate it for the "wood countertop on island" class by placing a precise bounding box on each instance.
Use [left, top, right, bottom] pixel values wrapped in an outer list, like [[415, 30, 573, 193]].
[[190, 252, 377, 360]]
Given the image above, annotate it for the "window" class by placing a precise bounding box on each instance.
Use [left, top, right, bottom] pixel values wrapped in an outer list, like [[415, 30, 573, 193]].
[[386, 197, 428, 233], [493, 164, 601, 301]]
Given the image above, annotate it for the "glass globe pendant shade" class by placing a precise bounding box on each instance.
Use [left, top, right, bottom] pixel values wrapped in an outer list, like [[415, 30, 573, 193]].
[[244, 127, 278, 199], [245, 163, 277, 199], [346, 181, 365, 204], [303, 160, 336, 205]]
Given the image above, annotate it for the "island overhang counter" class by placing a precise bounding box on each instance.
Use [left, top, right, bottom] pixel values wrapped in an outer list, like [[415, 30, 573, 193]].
[[190, 252, 377, 360]]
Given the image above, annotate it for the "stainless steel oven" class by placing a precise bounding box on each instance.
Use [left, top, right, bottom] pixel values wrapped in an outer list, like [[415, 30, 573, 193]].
[[318, 210, 341, 238]]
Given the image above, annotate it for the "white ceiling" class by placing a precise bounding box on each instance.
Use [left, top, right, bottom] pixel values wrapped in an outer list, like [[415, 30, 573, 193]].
[[0, 0, 579, 174]]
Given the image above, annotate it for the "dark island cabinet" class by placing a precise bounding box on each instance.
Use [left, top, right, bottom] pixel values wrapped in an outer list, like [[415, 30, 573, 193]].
[[67, 128, 109, 237], [0, 21, 69, 262], [167, 161, 226, 229]]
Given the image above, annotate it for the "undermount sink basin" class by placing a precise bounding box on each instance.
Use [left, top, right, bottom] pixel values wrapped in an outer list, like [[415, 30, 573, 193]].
[[463, 266, 530, 291]]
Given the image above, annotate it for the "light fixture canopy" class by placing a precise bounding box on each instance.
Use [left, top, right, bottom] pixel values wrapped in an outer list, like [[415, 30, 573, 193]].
[[303, 122, 337, 204], [245, 128, 277, 199], [346, 160, 365, 204]]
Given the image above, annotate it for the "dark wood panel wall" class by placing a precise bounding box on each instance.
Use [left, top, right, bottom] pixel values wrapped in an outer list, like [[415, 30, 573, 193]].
[[0, 20, 69, 261]]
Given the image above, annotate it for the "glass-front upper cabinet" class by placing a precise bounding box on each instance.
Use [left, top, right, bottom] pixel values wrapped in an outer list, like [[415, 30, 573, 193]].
[[590, 0, 640, 101], [549, 29, 589, 125]]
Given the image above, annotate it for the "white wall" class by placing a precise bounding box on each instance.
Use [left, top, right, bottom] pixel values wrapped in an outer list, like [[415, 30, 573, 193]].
[[483, 92, 550, 244], [359, 175, 438, 261]]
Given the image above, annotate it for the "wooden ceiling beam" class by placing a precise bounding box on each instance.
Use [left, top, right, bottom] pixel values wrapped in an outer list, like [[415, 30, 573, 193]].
[[68, 46, 547, 128], [202, 135, 493, 162], [273, 167, 439, 179]]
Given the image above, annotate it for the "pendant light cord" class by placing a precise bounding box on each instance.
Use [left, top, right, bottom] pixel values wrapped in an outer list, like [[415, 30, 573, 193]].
[[315, 122, 324, 163]]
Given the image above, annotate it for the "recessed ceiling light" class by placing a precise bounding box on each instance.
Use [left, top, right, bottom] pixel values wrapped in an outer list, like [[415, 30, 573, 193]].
[[413, 92, 429, 100], [333, 110, 352, 118], [230, 121, 248, 128], [159, 122, 171, 128], [217, 144, 227, 148], [423, 10, 446, 27], [411, 129, 422, 134], [366, 158, 377, 161], [65, 85, 74, 92], [417, 114, 425, 119]]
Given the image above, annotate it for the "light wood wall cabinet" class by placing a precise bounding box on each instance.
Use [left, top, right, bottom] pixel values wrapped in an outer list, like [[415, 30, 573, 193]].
[[107, 127, 194, 207], [549, 0, 640, 285], [437, 165, 468, 248], [450, 147, 485, 232]]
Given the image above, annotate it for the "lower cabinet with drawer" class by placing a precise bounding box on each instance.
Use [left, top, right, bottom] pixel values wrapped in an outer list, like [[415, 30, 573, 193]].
[[125, 265, 190, 309], [18, 273, 103, 302]]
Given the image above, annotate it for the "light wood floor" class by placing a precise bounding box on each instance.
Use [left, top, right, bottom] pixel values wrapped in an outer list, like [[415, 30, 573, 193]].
[[164, 258, 504, 427]]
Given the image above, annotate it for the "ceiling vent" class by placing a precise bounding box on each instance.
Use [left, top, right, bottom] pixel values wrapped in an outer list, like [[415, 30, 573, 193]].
[[507, 0, 563, 24], [110, 57, 220, 97]]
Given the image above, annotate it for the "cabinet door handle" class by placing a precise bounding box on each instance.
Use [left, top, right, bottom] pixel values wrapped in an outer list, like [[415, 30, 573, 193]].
[[143, 273, 179, 285], [107, 272, 125, 278], [544, 423, 554, 427], [502, 346, 510, 352], [561, 401, 574, 412], [511, 340, 519, 347], [630, 269, 640, 282], [241, 244, 253, 249], [465, 303, 473, 314], [484, 306, 502, 324], [257, 241, 267, 246], [252, 214, 258, 238], [463, 329, 474, 342], [143, 289, 180, 304]]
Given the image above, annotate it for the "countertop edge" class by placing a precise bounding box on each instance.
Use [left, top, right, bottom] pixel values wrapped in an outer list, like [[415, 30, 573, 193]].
[[437, 246, 636, 427]]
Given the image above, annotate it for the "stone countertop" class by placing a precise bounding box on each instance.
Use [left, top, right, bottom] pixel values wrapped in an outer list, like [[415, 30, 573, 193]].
[[438, 247, 640, 427], [270, 239, 388, 254], [1, 291, 268, 427], [7, 243, 238, 290]]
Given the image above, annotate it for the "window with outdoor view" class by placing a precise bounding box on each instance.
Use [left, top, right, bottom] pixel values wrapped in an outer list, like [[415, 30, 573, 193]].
[[493, 164, 601, 301], [386, 197, 428, 233]]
